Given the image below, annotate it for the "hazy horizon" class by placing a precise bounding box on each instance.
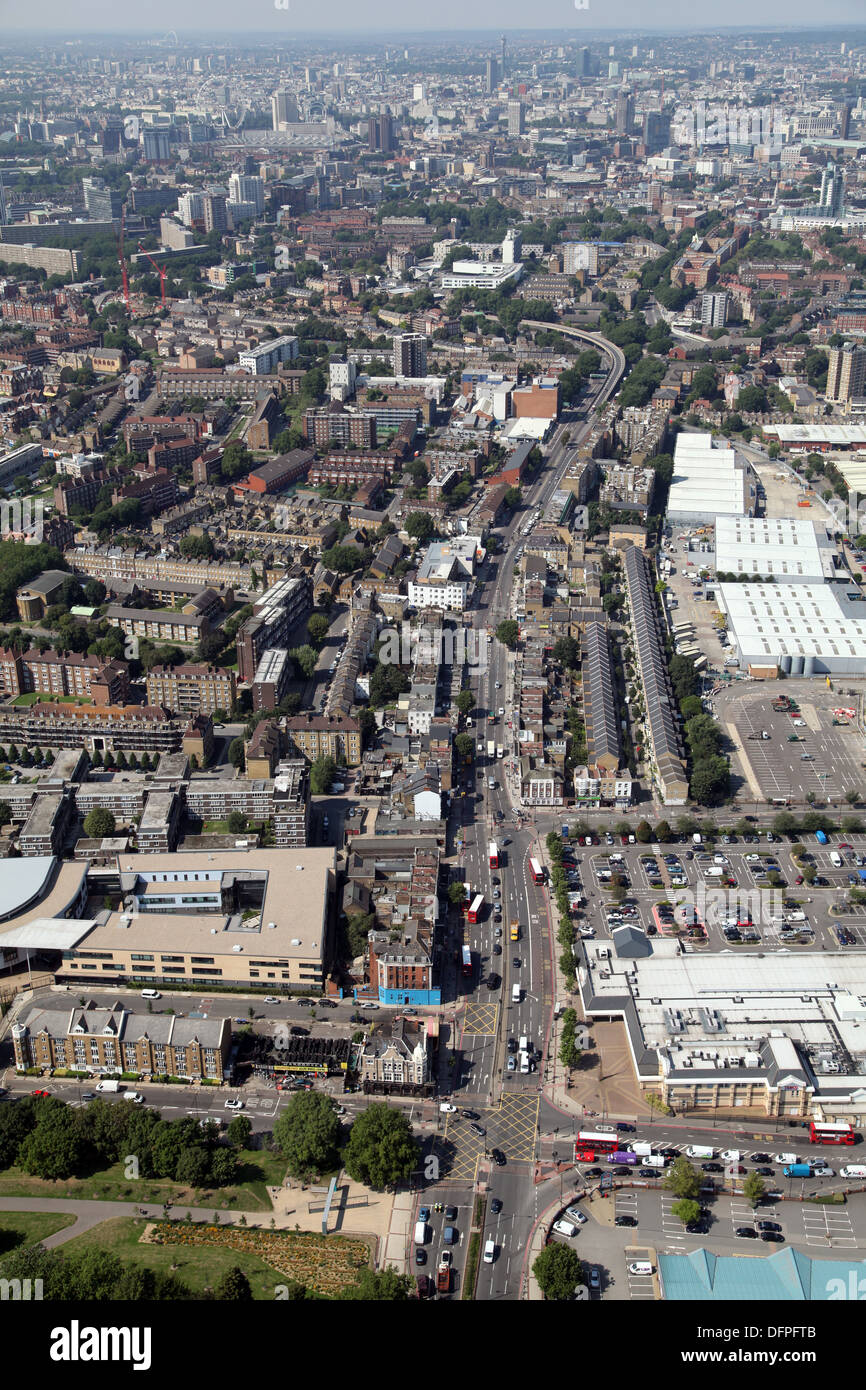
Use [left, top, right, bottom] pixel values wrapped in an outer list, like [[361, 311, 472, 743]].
[[2, 2, 866, 37]]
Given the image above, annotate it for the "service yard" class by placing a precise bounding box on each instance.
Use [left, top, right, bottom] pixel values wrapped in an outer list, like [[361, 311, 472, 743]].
[[714, 680, 866, 806]]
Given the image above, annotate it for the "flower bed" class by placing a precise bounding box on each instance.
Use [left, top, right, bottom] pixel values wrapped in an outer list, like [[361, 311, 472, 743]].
[[146, 1220, 370, 1296]]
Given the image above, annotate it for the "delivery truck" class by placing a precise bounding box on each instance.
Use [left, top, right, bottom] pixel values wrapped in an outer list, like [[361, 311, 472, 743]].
[[840, 1165, 866, 1179], [686, 1145, 714, 1159], [630, 1142, 654, 1158], [487, 740, 496, 759], [437, 1262, 451, 1294], [96, 1079, 121, 1093], [783, 1164, 812, 1178]]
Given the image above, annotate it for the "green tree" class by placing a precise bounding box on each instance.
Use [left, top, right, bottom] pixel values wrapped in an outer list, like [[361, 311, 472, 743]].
[[290, 645, 318, 679], [635, 820, 652, 843], [311, 755, 338, 796], [455, 689, 474, 716], [83, 808, 116, 839], [272, 1091, 340, 1179], [343, 1103, 419, 1190], [448, 882, 469, 908], [553, 636, 580, 670], [653, 820, 673, 842], [226, 1115, 252, 1148], [671, 1198, 701, 1227], [227, 811, 247, 834], [743, 1172, 766, 1208], [227, 738, 245, 771], [214, 1266, 253, 1301], [340, 1267, 413, 1300], [454, 733, 474, 762], [663, 1155, 700, 1201], [405, 512, 435, 542], [306, 613, 330, 648], [532, 1243, 583, 1300], [495, 620, 519, 650], [0, 801, 12, 829]]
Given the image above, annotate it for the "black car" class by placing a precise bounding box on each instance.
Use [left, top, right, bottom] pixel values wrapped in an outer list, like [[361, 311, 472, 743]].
[[485, 975, 500, 990], [757, 1220, 781, 1232], [493, 944, 502, 955], [702, 1162, 724, 1172], [512, 957, 521, 968], [290, 1025, 309, 1036], [491, 1198, 503, 1215], [584, 1166, 603, 1177], [751, 1153, 771, 1164], [81, 1091, 97, 1101], [735, 1227, 758, 1239], [445, 1205, 458, 1222], [415, 1248, 427, 1265], [614, 1214, 637, 1227], [491, 1148, 506, 1166], [461, 1110, 478, 1121], [507, 1038, 518, 1053], [754, 1166, 775, 1177], [761, 1231, 785, 1243], [616, 1123, 635, 1133]]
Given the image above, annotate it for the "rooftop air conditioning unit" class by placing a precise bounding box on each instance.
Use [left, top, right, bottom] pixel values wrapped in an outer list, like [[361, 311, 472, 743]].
[[291, 938, 301, 946], [232, 945, 242, 952], [268, 922, 277, 929]]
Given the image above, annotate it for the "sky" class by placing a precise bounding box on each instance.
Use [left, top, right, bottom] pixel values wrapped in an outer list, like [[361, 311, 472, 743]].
[[2, 0, 866, 35]]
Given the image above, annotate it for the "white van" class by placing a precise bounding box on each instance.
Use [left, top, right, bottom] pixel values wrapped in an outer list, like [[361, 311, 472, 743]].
[[414, 1219, 428, 1246], [830, 851, 843, 868], [628, 1261, 654, 1276], [840, 1165, 866, 1179], [520, 1053, 530, 1074], [511, 984, 521, 1003], [553, 1219, 579, 1238], [140, 989, 161, 999], [686, 1145, 715, 1159], [483, 1237, 496, 1264], [518, 1035, 529, 1053]]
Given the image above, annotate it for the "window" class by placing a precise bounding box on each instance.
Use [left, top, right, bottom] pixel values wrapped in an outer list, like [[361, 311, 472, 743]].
[[131, 954, 154, 962]]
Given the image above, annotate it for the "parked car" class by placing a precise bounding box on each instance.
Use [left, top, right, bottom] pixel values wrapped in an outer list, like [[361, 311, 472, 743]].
[[615, 1214, 637, 1227], [735, 1227, 758, 1239]]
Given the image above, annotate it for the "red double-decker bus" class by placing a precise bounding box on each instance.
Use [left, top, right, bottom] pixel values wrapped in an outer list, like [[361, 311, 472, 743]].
[[461, 944, 473, 978], [459, 883, 471, 914], [809, 1121, 856, 1146], [489, 840, 499, 869], [529, 856, 544, 884], [575, 1129, 619, 1154], [467, 894, 484, 924]]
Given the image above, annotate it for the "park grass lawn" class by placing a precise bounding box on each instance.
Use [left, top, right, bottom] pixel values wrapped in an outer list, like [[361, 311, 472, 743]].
[[0, 1147, 287, 1212], [0, 1210, 76, 1254], [59, 1217, 288, 1300]]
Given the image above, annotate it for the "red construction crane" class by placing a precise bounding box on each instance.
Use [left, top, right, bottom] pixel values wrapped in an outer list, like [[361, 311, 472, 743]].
[[116, 205, 130, 311], [137, 242, 168, 305]]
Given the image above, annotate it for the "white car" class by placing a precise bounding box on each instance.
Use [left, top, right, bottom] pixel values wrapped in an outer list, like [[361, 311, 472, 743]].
[[440, 1102, 458, 1113], [498, 707, 505, 716], [579, 927, 596, 938], [263, 996, 281, 1004], [565, 1207, 588, 1225], [495, 681, 501, 689], [224, 1099, 245, 1110], [359, 1001, 380, 1010]]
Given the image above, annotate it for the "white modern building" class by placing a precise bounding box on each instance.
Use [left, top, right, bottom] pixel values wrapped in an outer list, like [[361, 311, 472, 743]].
[[712, 516, 839, 582], [718, 580, 866, 675], [407, 536, 482, 612], [237, 335, 299, 375], [440, 261, 523, 291], [666, 432, 753, 525]]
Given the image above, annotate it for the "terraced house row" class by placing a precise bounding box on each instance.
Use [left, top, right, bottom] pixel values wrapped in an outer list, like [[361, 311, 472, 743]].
[[623, 546, 689, 806]]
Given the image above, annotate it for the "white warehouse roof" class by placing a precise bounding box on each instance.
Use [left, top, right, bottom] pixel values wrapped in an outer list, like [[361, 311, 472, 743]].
[[667, 433, 750, 521], [713, 516, 837, 581], [718, 581, 866, 666]]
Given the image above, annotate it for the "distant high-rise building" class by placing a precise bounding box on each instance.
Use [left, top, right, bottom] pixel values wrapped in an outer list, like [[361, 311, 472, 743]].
[[819, 163, 845, 217], [608, 61, 620, 79], [228, 173, 264, 214], [368, 113, 395, 153], [393, 332, 427, 378], [642, 110, 671, 154], [501, 34, 507, 79], [81, 176, 123, 222], [615, 90, 634, 136], [502, 229, 522, 265], [202, 192, 228, 234], [0, 177, 7, 227], [577, 46, 591, 77], [701, 291, 729, 330], [508, 100, 525, 137], [142, 128, 171, 162], [826, 342, 866, 403], [178, 191, 204, 227], [484, 56, 499, 93], [271, 91, 298, 129]]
